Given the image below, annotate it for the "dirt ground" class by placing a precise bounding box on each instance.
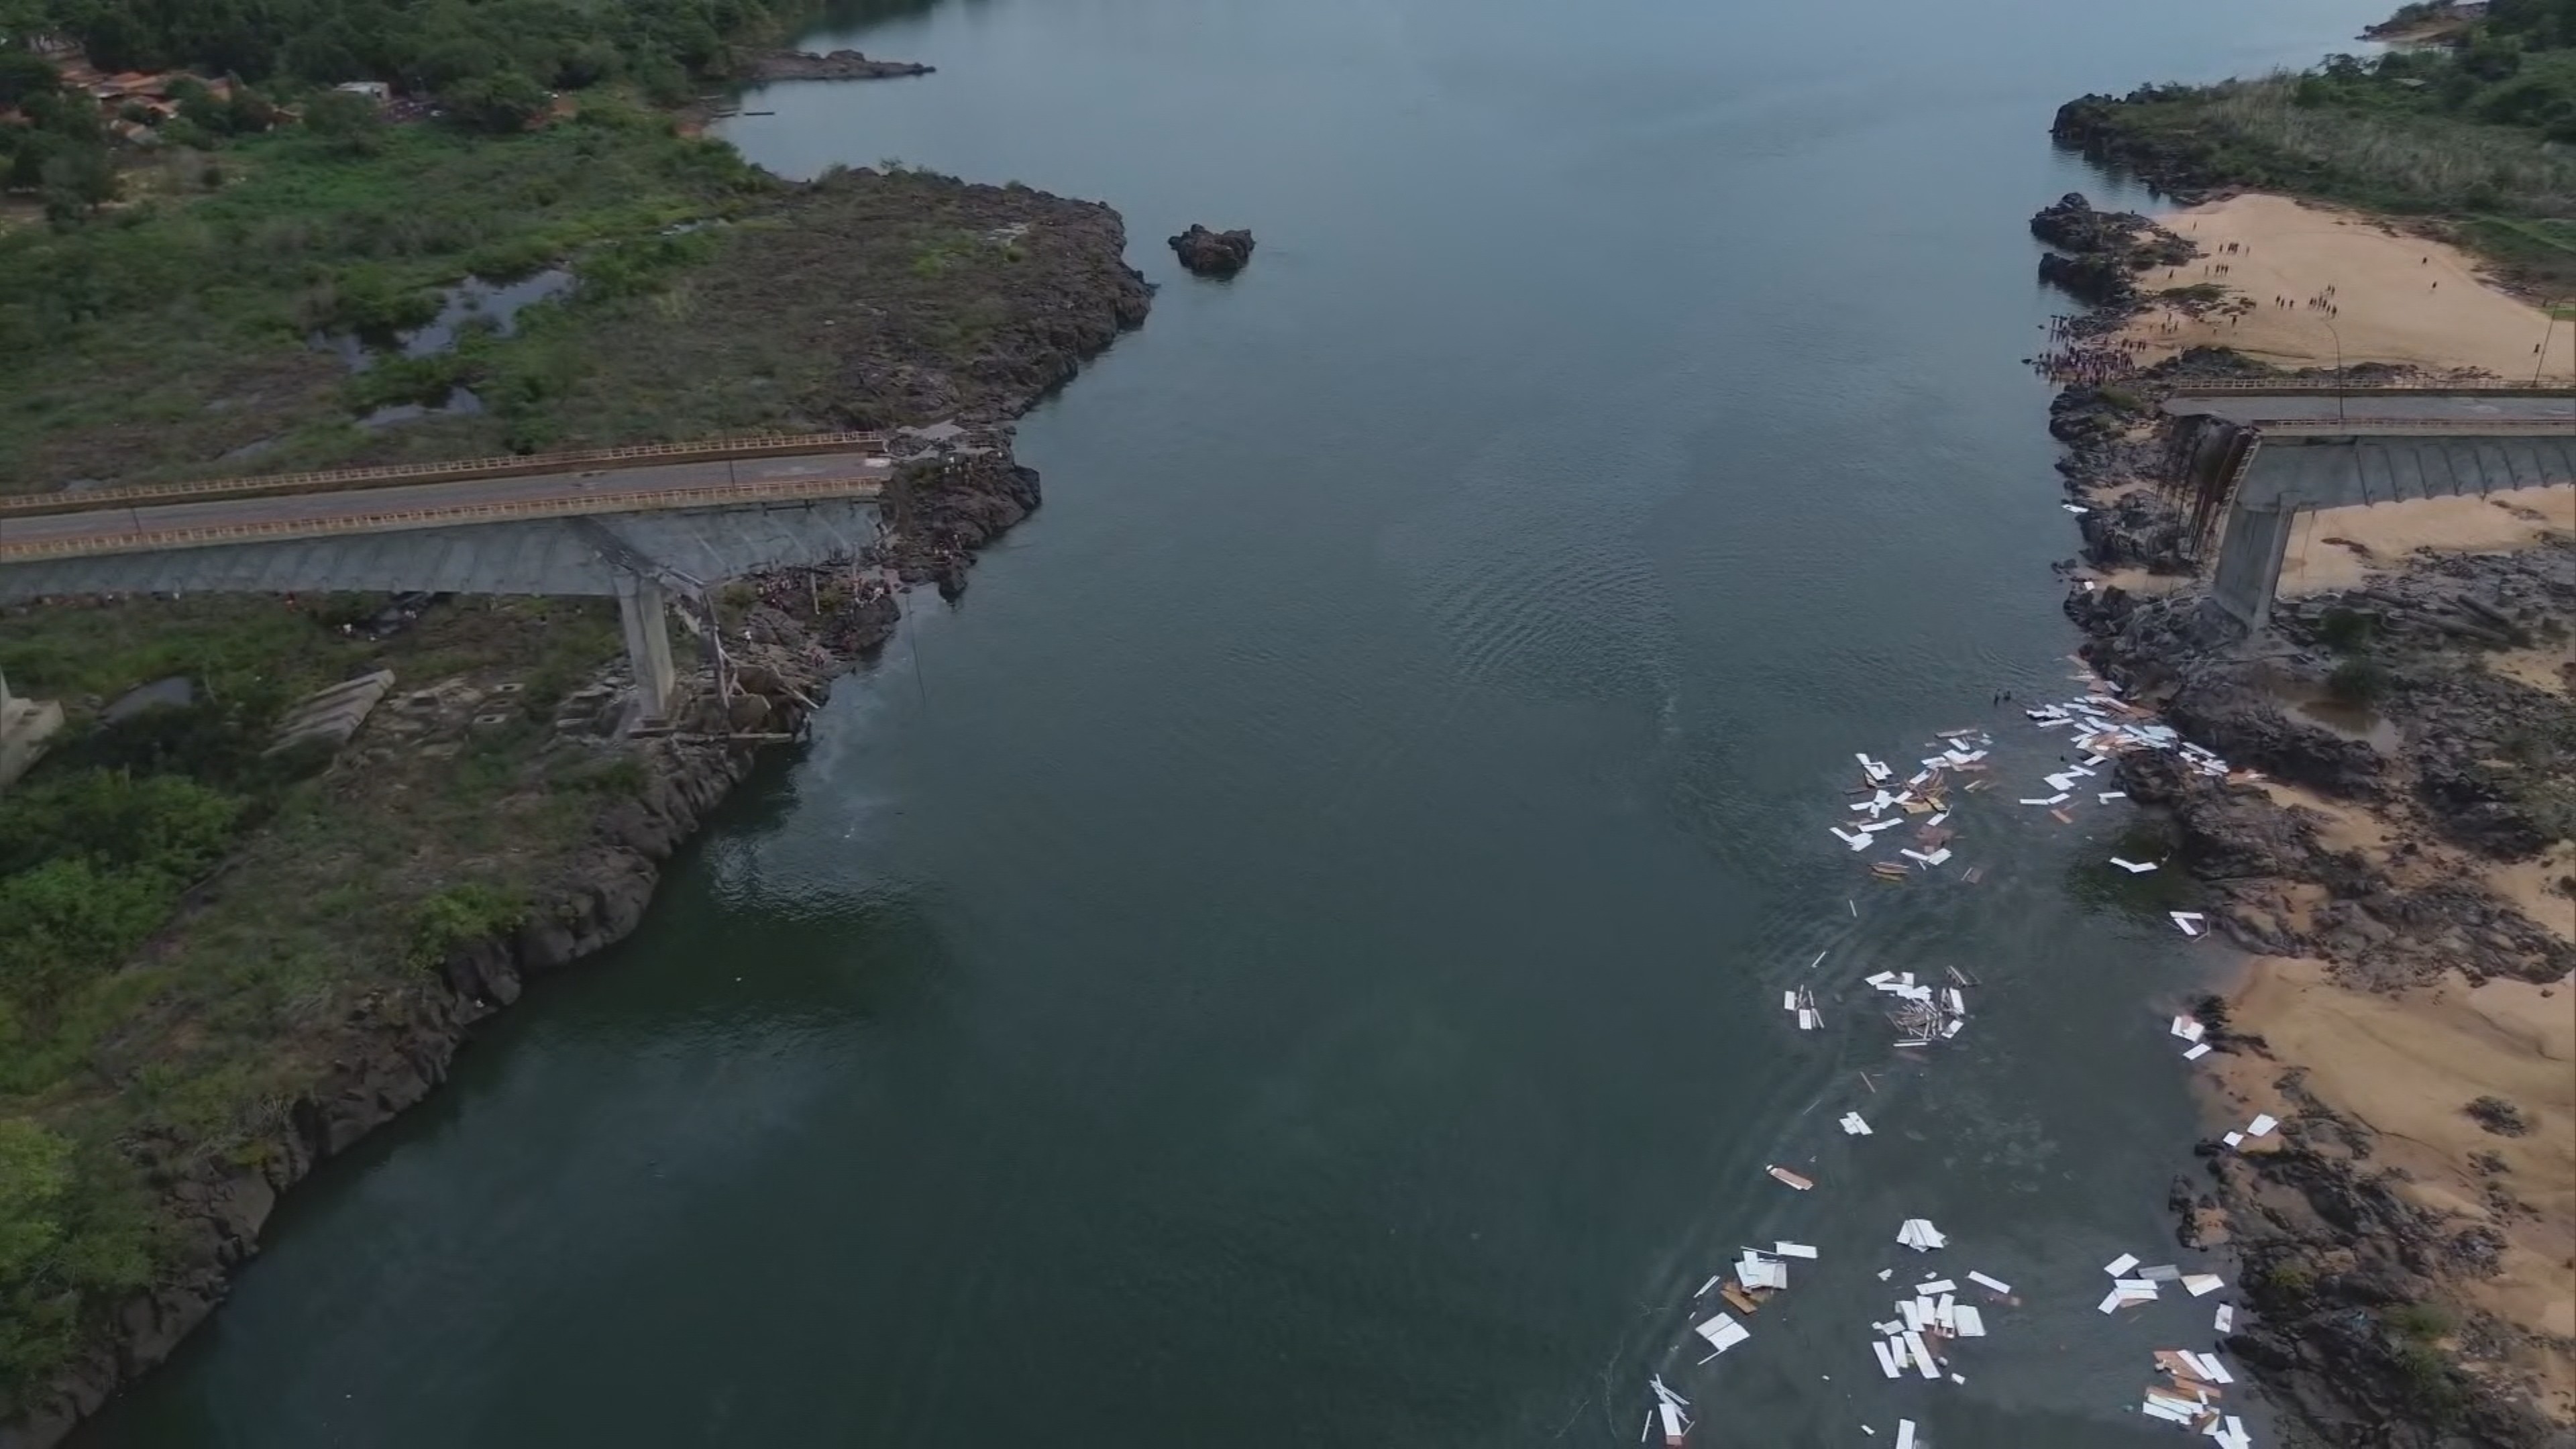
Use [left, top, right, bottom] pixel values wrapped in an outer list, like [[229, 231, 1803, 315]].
[[2119, 194, 2573, 381], [2271, 484, 2576, 595], [2221, 957, 2576, 1356]]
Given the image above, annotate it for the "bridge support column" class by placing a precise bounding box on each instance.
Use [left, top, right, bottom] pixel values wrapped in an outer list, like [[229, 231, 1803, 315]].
[[2210, 502, 2298, 635], [615, 574, 678, 717]]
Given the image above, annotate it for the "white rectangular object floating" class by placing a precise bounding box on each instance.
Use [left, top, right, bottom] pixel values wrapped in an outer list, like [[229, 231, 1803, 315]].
[[2214, 1304, 2236, 1333], [1872, 1338, 1902, 1379], [1951, 1303, 1986, 1337], [2102, 1252, 2140, 1277], [1692, 1312, 1750, 1353], [2108, 857, 2157, 873], [1967, 1271, 2012, 1295], [1772, 1241, 1819, 1259], [1917, 1279, 1956, 1295], [2183, 1042, 2212, 1061], [1841, 1112, 1874, 1136], [2182, 1273, 2225, 1297], [1894, 1420, 1917, 1449], [1906, 1330, 1940, 1379], [2246, 1114, 2279, 1138]]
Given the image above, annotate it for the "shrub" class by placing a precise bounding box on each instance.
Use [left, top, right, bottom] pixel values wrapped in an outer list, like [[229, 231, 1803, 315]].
[[405, 883, 528, 969], [2327, 657, 2390, 704]]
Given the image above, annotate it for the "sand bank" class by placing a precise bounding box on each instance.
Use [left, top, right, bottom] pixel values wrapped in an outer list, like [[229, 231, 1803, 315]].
[[2121, 194, 2572, 381], [2271, 483, 2576, 595]]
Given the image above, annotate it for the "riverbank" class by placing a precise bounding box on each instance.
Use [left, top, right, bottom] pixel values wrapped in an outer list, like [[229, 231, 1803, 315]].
[[0, 160, 1148, 1444], [2033, 189, 2576, 1444]]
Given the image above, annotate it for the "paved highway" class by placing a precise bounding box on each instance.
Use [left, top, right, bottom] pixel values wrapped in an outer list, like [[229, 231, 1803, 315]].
[[0, 447, 890, 553]]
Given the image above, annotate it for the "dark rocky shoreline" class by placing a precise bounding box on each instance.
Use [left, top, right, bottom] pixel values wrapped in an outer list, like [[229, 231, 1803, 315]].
[[2035, 194, 2575, 1448], [1, 185, 1148, 1448], [747, 48, 934, 82]]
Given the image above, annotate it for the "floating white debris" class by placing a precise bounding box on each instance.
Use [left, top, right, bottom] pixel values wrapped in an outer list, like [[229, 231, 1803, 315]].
[[1831, 826, 1874, 851], [1657, 1398, 1688, 1444], [2182, 1274, 2225, 1298], [1967, 1271, 2012, 1295], [1917, 1278, 1957, 1295], [1767, 1165, 1815, 1191], [1906, 1330, 1940, 1380], [1894, 1420, 1917, 1449], [2183, 1042, 2212, 1061], [2246, 1114, 2278, 1138], [1896, 1218, 1947, 1252], [2222, 1130, 2244, 1148], [2109, 857, 2158, 873], [2062, 502, 2089, 514], [1872, 1339, 1902, 1379], [2170, 910, 2206, 937], [2098, 790, 2127, 802], [1693, 1274, 1720, 1298], [2114, 1278, 2161, 1298], [1737, 1252, 1788, 1291], [1951, 1304, 1986, 1337], [2214, 1304, 2235, 1333], [1773, 1241, 1819, 1260], [1840, 1112, 1874, 1136], [2184, 1350, 2233, 1384], [2141, 1264, 2181, 1282], [2103, 1253, 2141, 1277], [1693, 1311, 1750, 1354], [2170, 1015, 2206, 1043]]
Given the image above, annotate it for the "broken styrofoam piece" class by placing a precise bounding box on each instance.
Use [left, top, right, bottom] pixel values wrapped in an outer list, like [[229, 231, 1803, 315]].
[[1693, 1274, 1720, 1298], [2109, 856, 2158, 873], [1907, 1330, 1940, 1380], [2171, 1015, 2206, 1043], [1896, 1218, 1947, 1252], [2222, 1131, 2245, 1148], [1650, 1375, 1689, 1409], [2182, 1273, 2225, 1297], [1917, 1278, 1956, 1294], [2245, 1114, 2278, 1138], [1736, 1252, 1788, 1291], [2097, 1289, 2129, 1314], [1951, 1304, 1986, 1337], [1692, 1311, 1750, 1353], [1656, 1399, 1688, 1442], [1894, 1420, 1917, 1449], [2114, 1278, 2161, 1298], [2141, 1264, 2182, 1283], [2098, 790, 2127, 802], [2103, 1252, 2141, 1277], [2184, 1350, 2234, 1385], [1872, 1338, 1902, 1379], [1772, 1241, 1818, 1259], [1967, 1271, 2012, 1295], [1840, 1112, 1874, 1136], [2183, 1042, 2212, 1061], [2214, 1304, 2235, 1333]]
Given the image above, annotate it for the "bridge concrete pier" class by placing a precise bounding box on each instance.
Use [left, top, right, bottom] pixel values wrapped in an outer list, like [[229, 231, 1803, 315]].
[[614, 575, 680, 716], [2209, 503, 2298, 633]]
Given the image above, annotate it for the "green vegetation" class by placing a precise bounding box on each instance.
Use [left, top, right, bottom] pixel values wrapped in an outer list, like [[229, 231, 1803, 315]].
[[2328, 656, 2392, 703], [2063, 0, 2576, 291], [0, 105, 776, 485], [2318, 605, 2379, 651], [0, 595, 625, 1417], [2387, 1300, 2461, 1339]]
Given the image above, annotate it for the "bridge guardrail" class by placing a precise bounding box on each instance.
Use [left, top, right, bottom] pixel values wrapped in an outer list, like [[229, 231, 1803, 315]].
[[2245, 418, 2576, 434], [2166, 380, 2573, 396], [0, 432, 889, 518], [0, 474, 888, 564]]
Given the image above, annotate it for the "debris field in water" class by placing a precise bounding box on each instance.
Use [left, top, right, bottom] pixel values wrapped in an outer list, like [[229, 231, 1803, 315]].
[[1640, 663, 2261, 1444]]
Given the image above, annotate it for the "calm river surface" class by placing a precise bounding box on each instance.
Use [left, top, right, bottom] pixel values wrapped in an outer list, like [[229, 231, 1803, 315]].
[[93, 0, 2385, 1443]]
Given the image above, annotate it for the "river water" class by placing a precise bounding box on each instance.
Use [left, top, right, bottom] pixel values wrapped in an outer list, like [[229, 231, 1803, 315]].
[[91, 1, 2385, 1444]]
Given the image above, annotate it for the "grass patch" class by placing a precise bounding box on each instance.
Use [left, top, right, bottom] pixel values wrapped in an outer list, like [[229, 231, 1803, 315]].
[[0, 594, 625, 1417]]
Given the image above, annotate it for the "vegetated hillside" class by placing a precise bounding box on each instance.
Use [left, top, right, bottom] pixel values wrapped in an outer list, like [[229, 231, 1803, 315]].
[[2053, 0, 2576, 292]]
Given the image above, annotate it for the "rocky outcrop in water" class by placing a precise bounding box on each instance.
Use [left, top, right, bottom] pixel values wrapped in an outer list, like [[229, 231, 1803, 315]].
[[1167, 223, 1256, 277], [2031, 192, 2198, 307], [749, 49, 934, 81]]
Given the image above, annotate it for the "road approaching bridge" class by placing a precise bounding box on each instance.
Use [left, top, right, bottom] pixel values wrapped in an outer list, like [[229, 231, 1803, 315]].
[[2160, 387, 2575, 632], [0, 435, 898, 715]]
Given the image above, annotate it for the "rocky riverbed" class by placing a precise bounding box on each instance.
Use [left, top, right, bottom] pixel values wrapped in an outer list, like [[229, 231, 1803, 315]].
[[2035, 193, 2576, 1447]]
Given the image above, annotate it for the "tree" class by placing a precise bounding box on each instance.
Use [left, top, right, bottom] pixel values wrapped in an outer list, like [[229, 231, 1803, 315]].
[[0, 48, 55, 107], [445, 68, 548, 133], [38, 144, 116, 223]]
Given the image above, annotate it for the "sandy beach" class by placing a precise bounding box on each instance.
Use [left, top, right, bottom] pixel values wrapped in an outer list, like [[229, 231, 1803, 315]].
[[2121, 193, 2573, 382], [2216, 955, 2576, 1409], [2270, 483, 2576, 595]]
